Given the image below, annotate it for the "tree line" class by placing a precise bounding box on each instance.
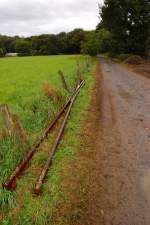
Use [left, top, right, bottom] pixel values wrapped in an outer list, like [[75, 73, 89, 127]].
[[0, 29, 88, 56]]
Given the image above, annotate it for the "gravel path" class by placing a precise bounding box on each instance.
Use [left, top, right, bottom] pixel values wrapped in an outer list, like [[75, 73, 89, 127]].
[[90, 58, 150, 225]]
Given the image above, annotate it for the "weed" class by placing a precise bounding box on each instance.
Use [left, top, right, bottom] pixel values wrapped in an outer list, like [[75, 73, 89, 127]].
[[2, 219, 12, 225]]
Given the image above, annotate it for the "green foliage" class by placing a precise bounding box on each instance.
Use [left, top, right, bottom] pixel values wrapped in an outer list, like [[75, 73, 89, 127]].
[[15, 40, 31, 56], [81, 29, 112, 56], [99, 0, 150, 55], [81, 31, 100, 56], [66, 29, 86, 54], [0, 35, 18, 53], [0, 48, 4, 57], [0, 189, 16, 209], [0, 29, 87, 56], [97, 29, 113, 53], [115, 54, 131, 61], [2, 219, 12, 225]]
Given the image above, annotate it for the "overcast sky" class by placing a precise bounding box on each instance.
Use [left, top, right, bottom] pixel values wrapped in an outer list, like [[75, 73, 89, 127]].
[[0, 0, 103, 37]]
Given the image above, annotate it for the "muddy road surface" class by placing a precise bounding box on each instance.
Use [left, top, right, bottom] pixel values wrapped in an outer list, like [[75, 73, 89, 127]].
[[87, 58, 150, 225]]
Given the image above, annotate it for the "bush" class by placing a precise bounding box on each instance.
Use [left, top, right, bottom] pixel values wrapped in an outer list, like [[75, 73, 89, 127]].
[[97, 29, 112, 53], [115, 54, 131, 61], [81, 32, 100, 56], [15, 40, 31, 56], [81, 29, 113, 56], [0, 48, 4, 57]]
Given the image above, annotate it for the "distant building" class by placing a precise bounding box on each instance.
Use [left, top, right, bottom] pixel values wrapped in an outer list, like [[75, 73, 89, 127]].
[[5, 53, 18, 57]]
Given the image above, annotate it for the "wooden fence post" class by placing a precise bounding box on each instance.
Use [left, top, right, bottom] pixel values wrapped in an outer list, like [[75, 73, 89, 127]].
[[58, 70, 70, 93], [0, 104, 14, 136], [0, 104, 29, 149], [76, 62, 83, 83]]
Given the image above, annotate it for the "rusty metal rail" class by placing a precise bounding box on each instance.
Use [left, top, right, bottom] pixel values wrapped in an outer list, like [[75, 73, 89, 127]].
[[34, 80, 85, 194], [3, 80, 84, 191]]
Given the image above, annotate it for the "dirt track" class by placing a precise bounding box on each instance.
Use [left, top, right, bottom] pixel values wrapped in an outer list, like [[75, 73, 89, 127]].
[[87, 57, 150, 225]]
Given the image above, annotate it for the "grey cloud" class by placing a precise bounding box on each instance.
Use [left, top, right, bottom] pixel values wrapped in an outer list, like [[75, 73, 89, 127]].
[[0, 0, 101, 36]]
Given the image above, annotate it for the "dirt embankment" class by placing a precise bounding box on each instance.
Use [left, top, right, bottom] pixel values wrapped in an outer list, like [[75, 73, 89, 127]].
[[125, 56, 150, 79]]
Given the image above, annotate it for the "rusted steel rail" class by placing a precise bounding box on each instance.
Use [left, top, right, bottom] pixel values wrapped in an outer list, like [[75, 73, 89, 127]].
[[34, 80, 85, 194], [3, 83, 83, 191]]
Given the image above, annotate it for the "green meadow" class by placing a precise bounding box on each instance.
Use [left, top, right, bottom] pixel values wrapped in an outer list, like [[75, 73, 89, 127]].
[[0, 55, 94, 225], [0, 55, 85, 105]]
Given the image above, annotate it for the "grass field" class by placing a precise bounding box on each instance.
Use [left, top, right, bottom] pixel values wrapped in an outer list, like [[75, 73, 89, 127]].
[[0, 55, 95, 225]]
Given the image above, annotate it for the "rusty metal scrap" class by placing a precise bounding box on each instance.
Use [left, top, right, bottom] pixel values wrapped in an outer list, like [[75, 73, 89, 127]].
[[34, 80, 85, 194]]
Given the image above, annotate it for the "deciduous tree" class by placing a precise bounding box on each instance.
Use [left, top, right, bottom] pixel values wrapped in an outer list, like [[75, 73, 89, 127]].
[[15, 40, 31, 56], [99, 0, 150, 55]]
